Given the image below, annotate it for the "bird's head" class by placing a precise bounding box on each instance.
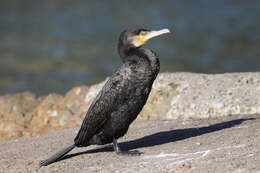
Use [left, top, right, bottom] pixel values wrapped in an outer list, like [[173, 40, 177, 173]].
[[119, 28, 171, 49]]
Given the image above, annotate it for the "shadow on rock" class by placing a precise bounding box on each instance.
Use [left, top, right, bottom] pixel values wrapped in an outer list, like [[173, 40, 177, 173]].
[[62, 118, 254, 161]]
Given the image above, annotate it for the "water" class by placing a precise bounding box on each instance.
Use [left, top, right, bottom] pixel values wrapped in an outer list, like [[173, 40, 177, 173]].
[[0, 0, 260, 95]]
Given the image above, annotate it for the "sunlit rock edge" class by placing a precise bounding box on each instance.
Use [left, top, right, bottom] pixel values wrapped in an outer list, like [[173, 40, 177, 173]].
[[0, 72, 259, 142]]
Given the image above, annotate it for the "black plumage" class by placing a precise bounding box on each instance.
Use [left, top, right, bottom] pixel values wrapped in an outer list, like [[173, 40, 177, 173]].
[[40, 28, 170, 166]]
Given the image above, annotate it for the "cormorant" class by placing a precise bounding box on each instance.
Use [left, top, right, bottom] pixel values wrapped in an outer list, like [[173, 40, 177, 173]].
[[40, 28, 170, 166]]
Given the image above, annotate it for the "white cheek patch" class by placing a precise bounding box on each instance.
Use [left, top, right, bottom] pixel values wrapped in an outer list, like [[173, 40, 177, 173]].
[[130, 36, 143, 47]]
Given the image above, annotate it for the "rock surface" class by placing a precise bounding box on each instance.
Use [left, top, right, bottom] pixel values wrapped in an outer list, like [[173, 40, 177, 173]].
[[0, 92, 40, 141], [0, 114, 259, 173], [0, 72, 260, 142]]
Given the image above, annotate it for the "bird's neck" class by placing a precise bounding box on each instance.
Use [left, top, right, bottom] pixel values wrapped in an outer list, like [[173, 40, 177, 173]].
[[118, 47, 140, 63], [118, 46, 160, 76], [118, 46, 156, 63]]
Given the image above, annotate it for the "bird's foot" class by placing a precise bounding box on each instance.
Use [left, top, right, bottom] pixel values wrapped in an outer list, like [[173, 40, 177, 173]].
[[113, 139, 142, 156], [116, 150, 143, 156]]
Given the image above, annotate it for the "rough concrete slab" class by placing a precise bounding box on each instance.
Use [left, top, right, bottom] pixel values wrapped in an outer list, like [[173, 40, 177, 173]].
[[0, 114, 259, 173]]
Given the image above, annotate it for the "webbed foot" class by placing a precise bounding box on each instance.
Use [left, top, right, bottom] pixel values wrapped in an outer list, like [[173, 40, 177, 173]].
[[113, 138, 143, 156], [116, 150, 143, 156]]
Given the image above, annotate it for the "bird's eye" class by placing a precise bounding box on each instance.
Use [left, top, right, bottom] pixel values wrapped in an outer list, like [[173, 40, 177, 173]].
[[140, 31, 146, 35]]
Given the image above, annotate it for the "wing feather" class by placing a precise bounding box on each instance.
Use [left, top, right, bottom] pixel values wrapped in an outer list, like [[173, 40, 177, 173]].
[[74, 68, 129, 146]]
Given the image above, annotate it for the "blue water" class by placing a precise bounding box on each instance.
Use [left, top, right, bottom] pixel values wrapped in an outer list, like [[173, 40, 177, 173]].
[[0, 0, 260, 95]]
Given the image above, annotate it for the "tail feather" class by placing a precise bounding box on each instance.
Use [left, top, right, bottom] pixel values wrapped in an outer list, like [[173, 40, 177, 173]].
[[40, 143, 75, 166]]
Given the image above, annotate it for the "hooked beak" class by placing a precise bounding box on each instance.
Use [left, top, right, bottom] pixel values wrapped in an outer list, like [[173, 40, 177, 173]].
[[144, 28, 171, 40], [131, 28, 171, 47]]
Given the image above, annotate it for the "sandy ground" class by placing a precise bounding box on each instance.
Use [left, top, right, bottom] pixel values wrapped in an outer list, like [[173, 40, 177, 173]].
[[0, 114, 259, 173]]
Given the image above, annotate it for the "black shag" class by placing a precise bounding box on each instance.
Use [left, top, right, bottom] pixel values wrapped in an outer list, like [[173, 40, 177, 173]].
[[40, 28, 170, 166]]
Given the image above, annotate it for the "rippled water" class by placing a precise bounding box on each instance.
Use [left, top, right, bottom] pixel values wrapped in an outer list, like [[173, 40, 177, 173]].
[[0, 0, 259, 95]]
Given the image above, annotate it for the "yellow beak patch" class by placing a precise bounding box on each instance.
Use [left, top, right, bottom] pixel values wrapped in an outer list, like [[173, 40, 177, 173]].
[[139, 35, 148, 44]]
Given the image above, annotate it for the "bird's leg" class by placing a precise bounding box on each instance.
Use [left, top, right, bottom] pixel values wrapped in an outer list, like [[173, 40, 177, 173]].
[[113, 138, 142, 156], [113, 138, 121, 153]]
